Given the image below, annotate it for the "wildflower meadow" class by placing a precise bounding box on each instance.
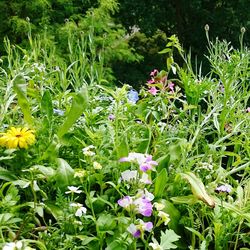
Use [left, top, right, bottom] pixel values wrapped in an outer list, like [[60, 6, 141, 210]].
[[0, 4, 250, 250]]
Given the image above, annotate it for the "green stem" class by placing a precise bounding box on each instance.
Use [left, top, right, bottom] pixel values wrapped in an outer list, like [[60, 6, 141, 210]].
[[234, 220, 243, 250]]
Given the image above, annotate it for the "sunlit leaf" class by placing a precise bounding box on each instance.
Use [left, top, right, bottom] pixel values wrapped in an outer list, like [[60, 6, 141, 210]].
[[180, 172, 215, 207]]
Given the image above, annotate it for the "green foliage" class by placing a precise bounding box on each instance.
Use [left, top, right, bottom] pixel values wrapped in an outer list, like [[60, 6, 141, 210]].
[[0, 29, 249, 249]]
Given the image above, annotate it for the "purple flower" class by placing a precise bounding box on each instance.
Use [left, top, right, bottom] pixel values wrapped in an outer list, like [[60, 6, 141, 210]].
[[108, 114, 115, 120], [215, 184, 232, 194], [138, 220, 153, 232], [119, 153, 158, 172], [139, 155, 158, 172], [134, 197, 153, 217], [127, 220, 153, 238], [127, 224, 141, 238], [118, 196, 133, 208]]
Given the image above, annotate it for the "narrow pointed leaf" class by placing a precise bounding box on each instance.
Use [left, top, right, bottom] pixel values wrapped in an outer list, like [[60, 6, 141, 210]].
[[57, 86, 88, 138]]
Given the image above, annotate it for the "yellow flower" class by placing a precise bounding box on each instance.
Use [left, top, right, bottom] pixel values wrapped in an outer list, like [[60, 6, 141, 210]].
[[0, 127, 35, 149]]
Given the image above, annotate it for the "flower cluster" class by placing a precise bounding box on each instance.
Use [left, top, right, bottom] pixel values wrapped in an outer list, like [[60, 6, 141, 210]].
[[117, 152, 169, 239], [146, 69, 175, 95], [215, 184, 232, 194], [118, 189, 154, 217], [119, 152, 158, 172], [82, 145, 95, 156]]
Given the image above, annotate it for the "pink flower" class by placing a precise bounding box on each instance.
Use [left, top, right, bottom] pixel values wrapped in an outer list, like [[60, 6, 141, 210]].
[[160, 76, 167, 83], [150, 69, 158, 77], [147, 79, 155, 84], [148, 87, 158, 96], [168, 82, 175, 93]]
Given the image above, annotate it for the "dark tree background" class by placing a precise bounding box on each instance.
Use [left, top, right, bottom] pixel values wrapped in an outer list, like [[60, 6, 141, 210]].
[[0, 0, 249, 85]]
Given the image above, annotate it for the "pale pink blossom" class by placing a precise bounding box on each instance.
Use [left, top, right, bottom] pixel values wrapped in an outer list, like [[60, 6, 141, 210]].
[[148, 86, 158, 95]]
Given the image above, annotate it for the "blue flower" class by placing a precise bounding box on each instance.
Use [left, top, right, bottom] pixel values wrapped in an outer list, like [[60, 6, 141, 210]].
[[53, 108, 65, 116], [127, 89, 139, 104]]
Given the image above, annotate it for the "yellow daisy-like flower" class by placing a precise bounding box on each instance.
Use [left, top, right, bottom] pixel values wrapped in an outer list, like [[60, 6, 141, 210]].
[[0, 127, 35, 149]]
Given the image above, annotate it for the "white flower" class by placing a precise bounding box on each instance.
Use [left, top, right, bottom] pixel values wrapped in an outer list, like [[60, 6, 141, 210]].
[[149, 238, 163, 250], [153, 202, 165, 211], [82, 145, 95, 156], [139, 172, 152, 184], [74, 170, 86, 178], [3, 241, 23, 250], [119, 153, 148, 165], [137, 188, 154, 201], [65, 186, 82, 194], [93, 161, 102, 170], [158, 211, 170, 225], [70, 203, 87, 217], [120, 170, 138, 182]]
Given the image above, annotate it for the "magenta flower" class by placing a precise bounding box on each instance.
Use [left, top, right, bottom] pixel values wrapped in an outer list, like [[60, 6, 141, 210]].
[[150, 69, 158, 77], [148, 87, 158, 96]]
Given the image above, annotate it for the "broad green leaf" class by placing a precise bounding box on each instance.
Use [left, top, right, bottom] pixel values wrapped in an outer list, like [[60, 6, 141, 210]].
[[13, 75, 34, 126], [116, 136, 129, 160], [180, 172, 215, 207], [157, 155, 170, 172], [33, 165, 55, 178], [57, 86, 88, 138], [55, 158, 74, 188], [75, 236, 98, 246], [45, 202, 64, 221], [41, 90, 53, 123], [106, 240, 127, 250], [154, 168, 168, 198], [97, 213, 116, 231], [160, 229, 181, 249]]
